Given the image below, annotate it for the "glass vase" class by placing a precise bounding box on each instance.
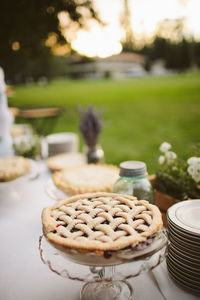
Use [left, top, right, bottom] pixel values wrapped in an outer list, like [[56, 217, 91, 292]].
[[84, 144, 104, 164]]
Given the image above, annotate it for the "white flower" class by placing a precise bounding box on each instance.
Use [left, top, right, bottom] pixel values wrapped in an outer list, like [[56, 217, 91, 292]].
[[187, 157, 200, 166], [159, 142, 171, 153], [187, 164, 200, 183], [172, 166, 178, 171], [158, 155, 165, 165], [193, 173, 200, 183], [165, 151, 177, 164], [187, 165, 195, 176]]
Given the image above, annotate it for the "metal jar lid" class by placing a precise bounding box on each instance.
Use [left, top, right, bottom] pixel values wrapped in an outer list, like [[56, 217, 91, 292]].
[[119, 161, 147, 177]]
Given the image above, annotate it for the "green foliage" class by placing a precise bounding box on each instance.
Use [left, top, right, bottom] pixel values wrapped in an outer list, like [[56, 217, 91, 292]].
[[136, 18, 200, 71], [192, 143, 200, 157], [11, 72, 200, 172], [165, 39, 191, 70], [0, 0, 99, 83], [155, 143, 200, 200], [140, 37, 200, 71]]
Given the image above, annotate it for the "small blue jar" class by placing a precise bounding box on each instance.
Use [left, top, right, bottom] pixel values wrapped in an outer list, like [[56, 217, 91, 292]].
[[113, 161, 154, 204]]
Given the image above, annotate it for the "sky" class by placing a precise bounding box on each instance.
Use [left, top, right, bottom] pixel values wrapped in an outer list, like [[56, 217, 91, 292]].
[[67, 0, 200, 58]]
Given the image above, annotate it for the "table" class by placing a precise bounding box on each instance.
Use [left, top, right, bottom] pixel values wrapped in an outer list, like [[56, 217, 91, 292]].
[[0, 161, 199, 300], [16, 107, 64, 136]]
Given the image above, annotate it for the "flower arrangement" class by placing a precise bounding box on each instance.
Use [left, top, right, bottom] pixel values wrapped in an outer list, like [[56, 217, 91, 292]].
[[79, 105, 104, 163], [155, 142, 200, 200], [13, 134, 41, 160], [79, 105, 102, 149]]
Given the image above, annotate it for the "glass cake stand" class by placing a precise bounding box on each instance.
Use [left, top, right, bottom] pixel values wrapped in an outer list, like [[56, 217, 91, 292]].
[[39, 229, 168, 300], [45, 178, 68, 201]]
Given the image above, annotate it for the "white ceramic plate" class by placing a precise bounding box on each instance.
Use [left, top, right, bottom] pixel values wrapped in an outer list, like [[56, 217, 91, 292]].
[[169, 235, 200, 257], [168, 224, 200, 246], [167, 260, 200, 286], [169, 245, 200, 267], [168, 271, 200, 296], [167, 260, 200, 292], [167, 257, 200, 281], [169, 241, 200, 260], [167, 252, 200, 274], [168, 219, 200, 243], [167, 259, 200, 285], [167, 216, 200, 239], [166, 258, 200, 278], [168, 200, 200, 235], [167, 219, 200, 244]]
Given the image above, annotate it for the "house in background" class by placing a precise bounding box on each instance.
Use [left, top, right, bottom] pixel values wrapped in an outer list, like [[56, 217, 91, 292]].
[[69, 52, 147, 79]]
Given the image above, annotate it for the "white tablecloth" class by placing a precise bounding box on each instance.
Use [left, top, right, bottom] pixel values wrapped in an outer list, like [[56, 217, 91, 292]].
[[0, 161, 199, 300]]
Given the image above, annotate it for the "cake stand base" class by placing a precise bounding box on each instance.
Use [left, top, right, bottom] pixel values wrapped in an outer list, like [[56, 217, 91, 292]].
[[39, 230, 168, 300], [80, 280, 133, 300]]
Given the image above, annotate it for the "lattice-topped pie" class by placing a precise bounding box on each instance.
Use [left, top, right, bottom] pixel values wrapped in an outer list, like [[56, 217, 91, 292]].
[[0, 156, 31, 182], [42, 192, 163, 255], [46, 152, 87, 172], [53, 164, 119, 195]]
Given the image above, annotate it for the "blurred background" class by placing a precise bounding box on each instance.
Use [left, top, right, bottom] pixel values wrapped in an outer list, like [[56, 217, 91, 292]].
[[1, 0, 200, 172]]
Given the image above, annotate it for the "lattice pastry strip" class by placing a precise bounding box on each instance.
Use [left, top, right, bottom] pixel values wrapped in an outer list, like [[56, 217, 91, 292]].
[[42, 192, 163, 252]]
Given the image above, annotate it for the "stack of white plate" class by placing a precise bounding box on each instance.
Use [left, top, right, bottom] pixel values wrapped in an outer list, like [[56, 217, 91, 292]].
[[167, 200, 200, 296], [46, 133, 79, 157]]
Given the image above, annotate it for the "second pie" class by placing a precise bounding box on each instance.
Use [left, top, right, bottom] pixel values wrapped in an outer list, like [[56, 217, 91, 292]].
[[53, 164, 119, 195]]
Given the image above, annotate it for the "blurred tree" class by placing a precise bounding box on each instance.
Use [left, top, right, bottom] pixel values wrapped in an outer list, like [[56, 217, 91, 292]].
[[194, 42, 200, 67], [150, 37, 168, 60], [139, 17, 200, 72], [156, 18, 186, 43], [120, 0, 134, 51], [0, 0, 100, 83], [165, 39, 191, 70]]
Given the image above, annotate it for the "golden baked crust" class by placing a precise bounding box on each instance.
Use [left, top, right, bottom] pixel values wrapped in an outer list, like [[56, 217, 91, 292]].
[[53, 164, 119, 195], [42, 192, 163, 252], [0, 156, 31, 182], [46, 152, 86, 172]]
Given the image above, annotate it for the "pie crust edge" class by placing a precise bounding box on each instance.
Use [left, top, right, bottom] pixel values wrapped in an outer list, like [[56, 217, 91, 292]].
[[52, 164, 120, 194], [42, 192, 163, 252], [46, 152, 86, 172], [0, 156, 31, 182]]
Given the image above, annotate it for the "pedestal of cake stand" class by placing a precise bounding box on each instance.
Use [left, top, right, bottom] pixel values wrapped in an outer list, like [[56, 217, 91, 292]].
[[80, 266, 133, 300], [39, 230, 168, 300]]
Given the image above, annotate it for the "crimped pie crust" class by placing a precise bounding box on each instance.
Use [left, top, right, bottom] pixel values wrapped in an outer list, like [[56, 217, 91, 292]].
[[53, 164, 119, 195], [46, 152, 86, 172], [0, 156, 31, 182], [42, 192, 163, 253]]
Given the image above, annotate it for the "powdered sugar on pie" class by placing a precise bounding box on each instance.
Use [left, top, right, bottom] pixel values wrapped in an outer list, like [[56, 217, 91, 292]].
[[42, 192, 163, 253], [53, 164, 119, 195]]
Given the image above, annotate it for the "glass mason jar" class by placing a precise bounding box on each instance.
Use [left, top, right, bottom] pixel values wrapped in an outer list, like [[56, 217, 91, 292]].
[[113, 161, 154, 204]]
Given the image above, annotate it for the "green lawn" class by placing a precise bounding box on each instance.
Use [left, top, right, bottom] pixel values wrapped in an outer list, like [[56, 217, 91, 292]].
[[10, 71, 200, 173]]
